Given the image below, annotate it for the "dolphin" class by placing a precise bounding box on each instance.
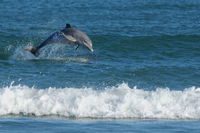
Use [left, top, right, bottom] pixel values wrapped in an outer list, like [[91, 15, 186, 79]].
[[24, 24, 93, 57]]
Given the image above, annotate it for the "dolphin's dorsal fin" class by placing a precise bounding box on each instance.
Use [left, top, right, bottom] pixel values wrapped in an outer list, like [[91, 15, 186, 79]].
[[66, 24, 72, 28]]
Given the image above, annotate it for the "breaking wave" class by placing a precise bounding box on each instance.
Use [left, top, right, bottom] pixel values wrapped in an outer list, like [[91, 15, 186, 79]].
[[0, 83, 200, 120]]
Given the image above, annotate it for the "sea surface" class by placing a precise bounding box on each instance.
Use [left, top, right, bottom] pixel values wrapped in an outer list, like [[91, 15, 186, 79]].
[[0, 0, 200, 132]]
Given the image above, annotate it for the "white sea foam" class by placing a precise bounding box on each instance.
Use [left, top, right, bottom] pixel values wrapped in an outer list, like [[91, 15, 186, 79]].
[[0, 83, 200, 119]]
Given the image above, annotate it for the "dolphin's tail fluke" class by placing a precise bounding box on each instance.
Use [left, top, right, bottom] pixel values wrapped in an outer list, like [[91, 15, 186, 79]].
[[24, 46, 39, 57]]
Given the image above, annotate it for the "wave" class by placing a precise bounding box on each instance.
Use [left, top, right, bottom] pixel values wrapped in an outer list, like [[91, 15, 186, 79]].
[[0, 83, 200, 120]]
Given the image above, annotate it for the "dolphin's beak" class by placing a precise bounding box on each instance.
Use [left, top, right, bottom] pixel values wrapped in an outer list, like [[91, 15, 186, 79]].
[[86, 46, 93, 52]]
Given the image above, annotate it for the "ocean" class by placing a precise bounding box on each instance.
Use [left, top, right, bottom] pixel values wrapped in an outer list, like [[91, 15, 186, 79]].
[[0, 0, 200, 132]]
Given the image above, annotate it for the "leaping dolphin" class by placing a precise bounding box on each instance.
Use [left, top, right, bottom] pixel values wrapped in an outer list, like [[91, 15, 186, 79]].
[[24, 24, 93, 57]]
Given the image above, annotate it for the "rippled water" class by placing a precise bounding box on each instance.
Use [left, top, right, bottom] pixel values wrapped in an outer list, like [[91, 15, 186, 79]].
[[0, 0, 200, 132]]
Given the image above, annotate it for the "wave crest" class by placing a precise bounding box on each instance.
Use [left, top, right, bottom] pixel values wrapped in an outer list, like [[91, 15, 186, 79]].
[[0, 83, 200, 119]]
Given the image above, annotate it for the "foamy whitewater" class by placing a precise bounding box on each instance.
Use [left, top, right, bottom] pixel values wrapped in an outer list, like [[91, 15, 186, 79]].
[[0, 83, 200, 120]]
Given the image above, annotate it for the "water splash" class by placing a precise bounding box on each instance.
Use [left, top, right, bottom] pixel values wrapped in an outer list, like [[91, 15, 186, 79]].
[[10, 44, 91, 63], [10, 43, 36, 60]]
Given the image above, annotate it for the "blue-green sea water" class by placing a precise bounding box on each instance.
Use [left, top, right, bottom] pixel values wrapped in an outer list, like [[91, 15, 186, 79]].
[[0, 0, 200, 132]]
